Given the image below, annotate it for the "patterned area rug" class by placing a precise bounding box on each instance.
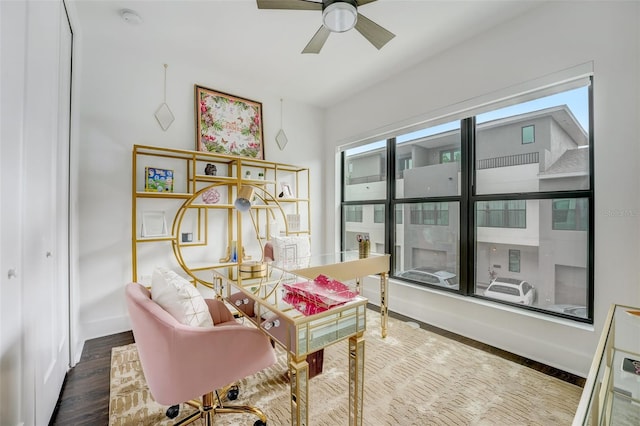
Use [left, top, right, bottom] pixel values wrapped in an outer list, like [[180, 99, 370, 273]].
[[109, 311, 582, 425]]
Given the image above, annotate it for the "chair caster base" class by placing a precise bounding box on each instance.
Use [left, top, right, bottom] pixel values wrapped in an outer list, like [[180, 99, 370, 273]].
[[254, 420, 266, 426], [227, 385, 239, 400], [166, 404, 180, 419]]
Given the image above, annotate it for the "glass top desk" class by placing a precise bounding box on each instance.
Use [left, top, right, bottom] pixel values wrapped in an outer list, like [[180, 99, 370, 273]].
[[212, 265, 368, 426], [269, 251, 391, 338], [573, 304, 640, 425]]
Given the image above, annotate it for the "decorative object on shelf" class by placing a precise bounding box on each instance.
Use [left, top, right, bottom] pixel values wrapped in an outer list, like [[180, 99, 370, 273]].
[[245, 170, 252, 179], [195, 85, 264, 159], [154, 64, 175, 131], [276, 98, 288, 151], [144, 167, 174, 192], [231, 240, 237, 262], [219, 242, 251, 263], [239, 261, 267, 279], [201, 188, 220, 204], [258, 172, 264, 180], [181, 232, 193, 243], [141, 211, 168, 237], [220, 240, 237, 263], [271, 235, 311, 265], [279, 183, 292, 198], [357, 235, 370, 259], [204, 163, 217, 176]]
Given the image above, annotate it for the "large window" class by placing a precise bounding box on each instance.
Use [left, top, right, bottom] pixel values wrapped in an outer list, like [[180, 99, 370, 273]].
[[341, 77, 593, 322]]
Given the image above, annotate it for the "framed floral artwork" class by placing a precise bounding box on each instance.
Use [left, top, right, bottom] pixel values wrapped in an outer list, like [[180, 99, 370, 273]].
[[195, 85, 264, 159]]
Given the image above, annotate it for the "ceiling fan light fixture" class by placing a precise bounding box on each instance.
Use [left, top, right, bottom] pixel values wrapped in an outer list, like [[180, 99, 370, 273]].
[[322, 1, 357, 33]]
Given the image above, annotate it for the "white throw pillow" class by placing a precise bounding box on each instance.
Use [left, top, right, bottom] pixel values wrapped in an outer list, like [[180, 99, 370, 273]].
[[151, 267, 214, 327], [271, 236, 311, 263]]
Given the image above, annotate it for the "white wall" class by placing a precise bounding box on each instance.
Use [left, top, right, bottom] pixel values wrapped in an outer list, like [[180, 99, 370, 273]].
[[72, 1, 640, 377], [73, 34, 325, 343], [326, 2, 640, 376]]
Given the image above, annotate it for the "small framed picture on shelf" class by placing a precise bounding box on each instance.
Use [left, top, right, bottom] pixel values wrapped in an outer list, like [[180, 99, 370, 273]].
[[141, 211, 168, 237], [145, 167, 174, 192], [279, 183, 292, 199]]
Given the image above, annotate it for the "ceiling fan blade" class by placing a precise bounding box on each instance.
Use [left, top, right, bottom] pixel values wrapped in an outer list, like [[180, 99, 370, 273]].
[[257, 0, 322, 10], [356, 0, 378, 5], [354, 13, 395, 50], [302, 25, 331, 54]]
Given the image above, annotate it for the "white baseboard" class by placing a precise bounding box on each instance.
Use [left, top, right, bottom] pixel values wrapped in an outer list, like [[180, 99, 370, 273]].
[[80, 314, 132, 344]]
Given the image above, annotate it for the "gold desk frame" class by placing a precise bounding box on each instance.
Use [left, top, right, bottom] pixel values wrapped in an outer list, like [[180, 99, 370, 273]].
[[270, 252, 390, 338], [213, 266, 368, 426]]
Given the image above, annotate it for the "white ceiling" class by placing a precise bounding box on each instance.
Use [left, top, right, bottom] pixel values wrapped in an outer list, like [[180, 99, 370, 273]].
[[68, 0, 542, 108]]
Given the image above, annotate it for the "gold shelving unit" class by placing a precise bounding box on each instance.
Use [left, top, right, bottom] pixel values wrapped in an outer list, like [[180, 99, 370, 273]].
[[131, 144, 311, 287]]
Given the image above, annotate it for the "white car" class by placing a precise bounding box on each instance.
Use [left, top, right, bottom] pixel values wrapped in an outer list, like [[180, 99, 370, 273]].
[[547, 304, 587, 318], [484, 278, 536, 305], [398, 267, 459, 289]]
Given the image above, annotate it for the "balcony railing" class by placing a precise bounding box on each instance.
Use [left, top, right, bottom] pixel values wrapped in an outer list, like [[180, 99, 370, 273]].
[[347, 174, 386, 185], [477, 152, 539, 170]]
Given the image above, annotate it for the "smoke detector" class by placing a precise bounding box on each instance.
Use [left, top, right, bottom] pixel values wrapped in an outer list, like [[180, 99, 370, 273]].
[[120, 9, 142, 25]]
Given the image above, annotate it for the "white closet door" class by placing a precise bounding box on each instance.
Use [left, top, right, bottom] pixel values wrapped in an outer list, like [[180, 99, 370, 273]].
[[23, 2, 72, 424], [0, 1, 71, 424], [0, 1, 29, 424]]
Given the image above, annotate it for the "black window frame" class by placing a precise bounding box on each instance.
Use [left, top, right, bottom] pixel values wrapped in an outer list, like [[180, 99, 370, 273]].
[[340, 77, 594, 324]]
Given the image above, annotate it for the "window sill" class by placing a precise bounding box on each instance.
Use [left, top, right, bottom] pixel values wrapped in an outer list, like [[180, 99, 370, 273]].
[[387, 277, 595, 332]]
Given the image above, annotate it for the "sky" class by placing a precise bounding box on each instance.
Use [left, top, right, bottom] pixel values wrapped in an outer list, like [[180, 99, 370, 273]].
[[348, 84, 589, 155]]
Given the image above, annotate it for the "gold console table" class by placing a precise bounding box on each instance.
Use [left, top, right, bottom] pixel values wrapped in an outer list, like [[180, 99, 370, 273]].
[[213, 266, 368, 426], [573, 304, 640, 425]]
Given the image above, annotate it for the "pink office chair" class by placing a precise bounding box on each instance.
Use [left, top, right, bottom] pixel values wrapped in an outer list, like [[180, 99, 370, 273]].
[[125, 282, 276, 426]]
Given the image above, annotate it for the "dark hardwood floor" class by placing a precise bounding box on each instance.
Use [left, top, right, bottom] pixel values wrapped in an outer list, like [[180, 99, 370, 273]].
[[49, 331, 134, 425], [48, 308, 584, 425]]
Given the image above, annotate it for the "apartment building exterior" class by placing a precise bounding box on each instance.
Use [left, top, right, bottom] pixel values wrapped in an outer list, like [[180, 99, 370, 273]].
[[344, 105, 589, 309]]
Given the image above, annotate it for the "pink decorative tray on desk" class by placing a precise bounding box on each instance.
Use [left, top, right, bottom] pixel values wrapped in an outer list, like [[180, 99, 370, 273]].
[[283, 274, 357, 315]]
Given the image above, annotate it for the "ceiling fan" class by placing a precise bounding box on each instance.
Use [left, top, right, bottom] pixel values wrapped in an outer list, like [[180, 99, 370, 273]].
[[257, 0, 395, 54]]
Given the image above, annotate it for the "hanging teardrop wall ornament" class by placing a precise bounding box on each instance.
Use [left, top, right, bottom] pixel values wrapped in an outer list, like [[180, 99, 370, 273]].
[[275, 98, 288, 150], [154, 64, 175, 131]]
